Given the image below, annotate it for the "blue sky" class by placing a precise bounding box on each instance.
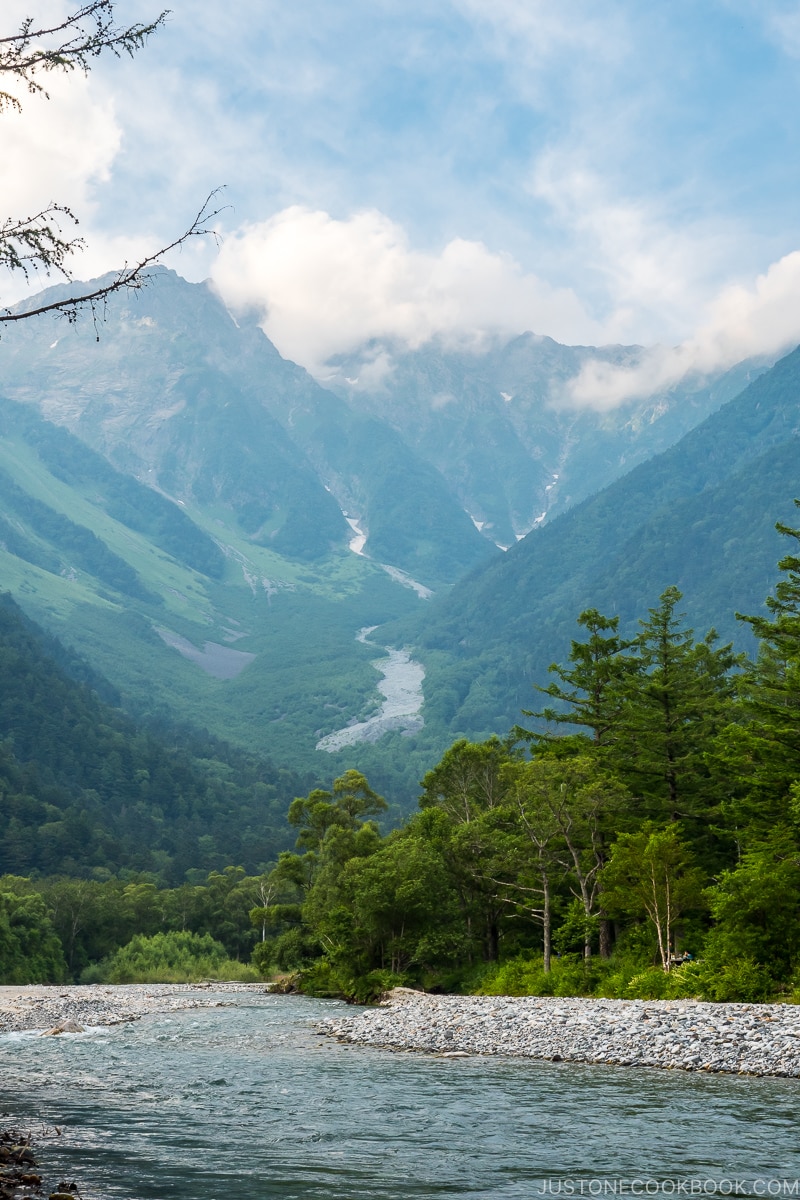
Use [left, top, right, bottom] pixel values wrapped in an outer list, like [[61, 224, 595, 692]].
[[5, 0, 800, 399]]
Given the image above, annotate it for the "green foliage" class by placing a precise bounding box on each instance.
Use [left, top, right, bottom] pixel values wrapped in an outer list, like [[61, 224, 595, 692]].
[[0, 594, 303, 880], [0, 466, 158, 603], [703, 831, 800, 980], [601, 823, 706, 970], [0, 397, 226, 580], [100, 930, 258, 984], [0, 888, 66, 983]]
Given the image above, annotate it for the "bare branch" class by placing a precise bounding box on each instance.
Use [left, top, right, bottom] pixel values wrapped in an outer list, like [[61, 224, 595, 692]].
[[0, 190, 227, 327], [0, 2, 168, 108]]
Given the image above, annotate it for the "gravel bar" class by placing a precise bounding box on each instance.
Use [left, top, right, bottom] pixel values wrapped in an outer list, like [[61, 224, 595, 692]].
[[318, 988, 800, 1077], [0, 982, 270, 1034]]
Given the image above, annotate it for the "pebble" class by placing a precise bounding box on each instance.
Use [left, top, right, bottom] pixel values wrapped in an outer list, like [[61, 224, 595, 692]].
[[0, 982, 270, 1034], [318, 987, 800, 1077]]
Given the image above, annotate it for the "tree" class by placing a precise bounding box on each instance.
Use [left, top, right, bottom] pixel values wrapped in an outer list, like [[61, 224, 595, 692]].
[[420, 738, 517, 961], [497, 759, 562, 972], [722, 506, 800, 828], [601, 823, 705, 971], [519, 608, 634, 752], [0, 3, 222, 325], [0, 887, 66, 982], [615, 588, 739, 826], [704, 829, 800, 981]]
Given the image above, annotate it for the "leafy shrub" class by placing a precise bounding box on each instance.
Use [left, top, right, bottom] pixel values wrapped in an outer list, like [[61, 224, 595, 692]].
[[0, 890, 66, 984], [624, 967, 672, 1000], [478, 955, 612, 998], [692, 956, 775, 1003], [98, 931, 259, 983], [297, 960, 407, 1004]]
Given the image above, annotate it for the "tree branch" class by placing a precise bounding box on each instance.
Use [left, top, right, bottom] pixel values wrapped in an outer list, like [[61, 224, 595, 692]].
[[0, 2, 167, 109], [0, 190, 227, 328]]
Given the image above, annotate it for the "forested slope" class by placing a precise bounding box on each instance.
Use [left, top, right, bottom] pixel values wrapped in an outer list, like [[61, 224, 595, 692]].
[[398, 343, 800, 740], [0, 594, 303, 881]]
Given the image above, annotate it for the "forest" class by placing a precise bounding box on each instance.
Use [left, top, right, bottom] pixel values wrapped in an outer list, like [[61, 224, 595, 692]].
[[2, 512, 800, 1003]]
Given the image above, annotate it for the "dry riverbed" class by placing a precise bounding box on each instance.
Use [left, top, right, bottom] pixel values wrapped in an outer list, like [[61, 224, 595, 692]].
[[0, 982, 270, 1035], [319, 988, 800, 1077]]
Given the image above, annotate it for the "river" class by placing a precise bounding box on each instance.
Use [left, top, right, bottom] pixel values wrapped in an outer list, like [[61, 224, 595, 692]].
[[316, 627, 425, 752], [1, 993, 798, 1199]]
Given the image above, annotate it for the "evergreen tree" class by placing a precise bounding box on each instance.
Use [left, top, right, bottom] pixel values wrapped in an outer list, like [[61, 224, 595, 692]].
[[723, 506, 800, 829], [614, 587, 739, 828], [518, 609, 634, 752]]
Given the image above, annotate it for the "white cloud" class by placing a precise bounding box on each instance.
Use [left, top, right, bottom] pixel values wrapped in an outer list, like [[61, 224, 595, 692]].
[[530, 153, 741, 345], [211, 206, 605, 374], [0, 73, 119, 214], [0, 67, 123, 301], [565, 251, 800, 409]]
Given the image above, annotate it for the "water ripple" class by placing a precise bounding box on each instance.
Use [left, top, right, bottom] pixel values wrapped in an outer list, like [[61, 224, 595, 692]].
[[1, 994, 798, 1199]]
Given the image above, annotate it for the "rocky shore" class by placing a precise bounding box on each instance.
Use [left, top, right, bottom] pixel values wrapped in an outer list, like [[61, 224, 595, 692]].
[[319, 988, 800, 1077], [0, 982, 269, 1035]]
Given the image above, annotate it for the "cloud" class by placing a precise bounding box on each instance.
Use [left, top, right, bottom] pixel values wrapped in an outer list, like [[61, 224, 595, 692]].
[[211, 206, 605, 374], [0, 73, 119, 216], [750, 2, 800, 57], [0, 50, 125, 303], [529, 153, 744, 345], [564, 251, 800, 409]]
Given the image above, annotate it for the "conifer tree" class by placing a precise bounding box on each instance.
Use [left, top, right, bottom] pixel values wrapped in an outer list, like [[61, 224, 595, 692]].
[[726, 505, 800, 824], [519, 608, 635, 753], [614, 587, 739, 827]]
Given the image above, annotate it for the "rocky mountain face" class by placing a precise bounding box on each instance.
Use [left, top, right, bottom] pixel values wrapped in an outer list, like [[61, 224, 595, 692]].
[[0, 271, 492, 585], [394, 342, 800, 743], [0, 267, 779, 802], [326, 335, 767, 548], [0, 269, 764, 578]]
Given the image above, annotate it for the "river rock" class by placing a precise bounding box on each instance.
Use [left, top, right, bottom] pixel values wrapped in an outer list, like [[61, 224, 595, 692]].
[[318, 992, 800, 1078], [41, 1019, 85, 1036]]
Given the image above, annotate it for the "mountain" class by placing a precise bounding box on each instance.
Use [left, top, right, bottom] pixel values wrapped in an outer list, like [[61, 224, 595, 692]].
[[0, 385, 426, 794], [0, 268, 777, 806], [0, 592, 304, 881], [326, 336, 768, 548], [0, 270, 493, 587], [394, 342, 800, 743]]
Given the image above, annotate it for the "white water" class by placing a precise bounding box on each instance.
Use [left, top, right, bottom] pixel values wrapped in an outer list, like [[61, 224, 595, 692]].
[[316, 627, 425, 751]]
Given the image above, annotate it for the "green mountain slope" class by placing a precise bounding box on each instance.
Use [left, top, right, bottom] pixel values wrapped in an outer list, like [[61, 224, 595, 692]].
[[395, 344, 800, 740], [0, 390, 423, 789], [0, 593, 305, 881], [0, 270, 493, 586]]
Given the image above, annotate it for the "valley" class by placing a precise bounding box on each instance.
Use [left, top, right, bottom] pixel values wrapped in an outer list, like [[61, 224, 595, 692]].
[[0, 268, 795, 808]]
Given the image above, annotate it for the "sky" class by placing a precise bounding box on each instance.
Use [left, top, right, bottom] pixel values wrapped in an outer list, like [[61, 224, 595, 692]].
[[4, 0, 800, 404]]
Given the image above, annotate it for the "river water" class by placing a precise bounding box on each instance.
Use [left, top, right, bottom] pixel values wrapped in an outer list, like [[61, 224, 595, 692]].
[[1, 993, 798, 1199]]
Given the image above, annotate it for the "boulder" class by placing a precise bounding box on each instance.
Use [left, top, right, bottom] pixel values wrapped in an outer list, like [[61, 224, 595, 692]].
[[41, 1019, 85, 1036]]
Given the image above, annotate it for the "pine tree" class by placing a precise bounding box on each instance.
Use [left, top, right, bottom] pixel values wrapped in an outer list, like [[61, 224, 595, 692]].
[[518, 608, 635, 752], [710, 506, 800, 837], [614, 587, 739, 827]]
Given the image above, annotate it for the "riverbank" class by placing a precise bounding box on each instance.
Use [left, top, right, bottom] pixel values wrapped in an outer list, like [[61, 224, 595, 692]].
[[319, 988, 800, 1077], [0, 982, 270, 1033]]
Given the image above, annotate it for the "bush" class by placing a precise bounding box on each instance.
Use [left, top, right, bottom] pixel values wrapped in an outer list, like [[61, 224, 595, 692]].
[[0, 891, 66, 984], [98, 931, 259, 983], [297, 960, 407, 1004], [692, 956, 775, 1003], [478, 955, 613, 998]]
